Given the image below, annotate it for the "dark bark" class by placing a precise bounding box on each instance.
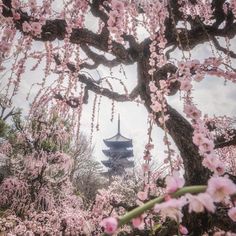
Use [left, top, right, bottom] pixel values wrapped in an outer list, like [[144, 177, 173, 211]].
[[137, 59, 210, 186]]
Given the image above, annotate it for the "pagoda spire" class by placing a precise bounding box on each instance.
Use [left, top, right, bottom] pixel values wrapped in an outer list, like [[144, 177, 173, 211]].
[[118, 114, 120, 134]]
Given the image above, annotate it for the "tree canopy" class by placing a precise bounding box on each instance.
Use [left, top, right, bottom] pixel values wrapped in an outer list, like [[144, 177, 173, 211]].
[[1, 0, 236, 235]]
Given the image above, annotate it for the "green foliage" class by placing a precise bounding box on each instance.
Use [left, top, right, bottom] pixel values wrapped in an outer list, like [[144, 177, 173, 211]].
[[0, 118, 10, 138]]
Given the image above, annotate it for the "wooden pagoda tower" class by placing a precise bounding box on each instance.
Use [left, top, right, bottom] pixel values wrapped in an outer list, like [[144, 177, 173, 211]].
[[102, 115, 134, 177]]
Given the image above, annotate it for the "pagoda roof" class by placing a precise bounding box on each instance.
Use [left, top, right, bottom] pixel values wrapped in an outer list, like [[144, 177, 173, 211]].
[[103, 133, 133, 147], [101, 159, 134, 168], [104, 133, 131, 142], [103, 115, 133, 147], [102, 149, 133, 158]]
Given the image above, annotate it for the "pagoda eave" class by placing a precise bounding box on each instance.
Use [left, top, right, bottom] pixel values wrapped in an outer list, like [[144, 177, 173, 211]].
[[101, 160, 134, 168], [104, 140, 132, 148], [102, 149, 134, 158]]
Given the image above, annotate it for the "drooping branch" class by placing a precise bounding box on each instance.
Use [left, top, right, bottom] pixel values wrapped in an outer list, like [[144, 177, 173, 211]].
[[54, 73, 140, 106], [78, 74, 140, 103], [54, 54, 99, 70], [54, 94, 80, 108], [212, 37, 236, 59], [53, 55, 140, 104]]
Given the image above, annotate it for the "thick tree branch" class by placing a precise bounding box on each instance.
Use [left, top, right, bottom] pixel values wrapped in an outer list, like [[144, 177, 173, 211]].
[[138, 60, 210, 186], [89, 0, 109, 23], [2, 0, 135, 65], [167, 23, 236, 50], [54, 73, 140, 106], [54, 53, 99, 70], [81, 44, 121, 68]]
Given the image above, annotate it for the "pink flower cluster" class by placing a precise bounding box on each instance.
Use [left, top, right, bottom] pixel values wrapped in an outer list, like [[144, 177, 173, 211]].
[[187, 104, 226, 175], [0, 28, 15, 61], [22, 21, 42, 36], [100, 217, 118, 234], [178, 0, 213, 24], [154, 176, 236, 227], [107, 0, 125, 43], [177, 59, 231, 175], [149, 80, 169, 124], [165, 171, 185, 193], [230, 0, 236, 16]]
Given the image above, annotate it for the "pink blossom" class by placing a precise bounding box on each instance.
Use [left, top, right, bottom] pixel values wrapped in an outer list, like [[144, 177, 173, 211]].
[[100, 217, 118, 234], [13, 11, 21, 20], [25, 231, 34, 236], [158, 38, 167, 49], [149, 81, 157, 92], [145, 143, 154, 150], [199, 138, 214, 153], [213, 160, 225, 175], [186, 193, 215, 213], [154, 198, 186, 222], [194, 72, 204, 82], [28, 0, 37, 8], [159, 80, 167, 89], [12, 0, 20, 8], [137, 191, 147, 201], [15, 224, 27, 235], [193, 133, 205, 146], [111, 0, 125, 12], [143, 153, 151, 161], [0, 42, 11, 54], [184, 104, 201, 120], [31, 22, 42, 35], [142, 163, 149, 172], [150, 101, 162, 113], [132, 215, 145, 229], [22, 22, 32, 33], [177, 61, 186, 72], [228, 207, 236, 222], [202, 155, 216, 170], [179, 224, 188, 235], [207, 176, 236, 202], [165, 171, 185, 193]]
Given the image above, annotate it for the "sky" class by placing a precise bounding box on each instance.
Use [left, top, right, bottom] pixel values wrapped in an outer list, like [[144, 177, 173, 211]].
[[1, 2, 236, 172]]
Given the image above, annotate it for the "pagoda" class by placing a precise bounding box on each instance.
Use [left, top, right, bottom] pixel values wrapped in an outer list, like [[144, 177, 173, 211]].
[[102, 115, 134, 176]]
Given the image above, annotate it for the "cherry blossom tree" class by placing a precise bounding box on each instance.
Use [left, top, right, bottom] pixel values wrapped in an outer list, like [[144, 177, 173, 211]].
[[1, 0, 236, 235]]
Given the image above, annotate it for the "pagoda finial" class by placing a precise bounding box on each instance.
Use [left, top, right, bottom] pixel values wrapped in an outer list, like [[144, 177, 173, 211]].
[[118, 114, 120, 134]]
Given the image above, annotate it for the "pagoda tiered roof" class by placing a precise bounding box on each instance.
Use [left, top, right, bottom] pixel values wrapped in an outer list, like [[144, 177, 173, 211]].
[[103, 134, 132, 148], [101, 159, 134, 168], [102, 149, 133, 158], [101, 115, 134, 176]]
